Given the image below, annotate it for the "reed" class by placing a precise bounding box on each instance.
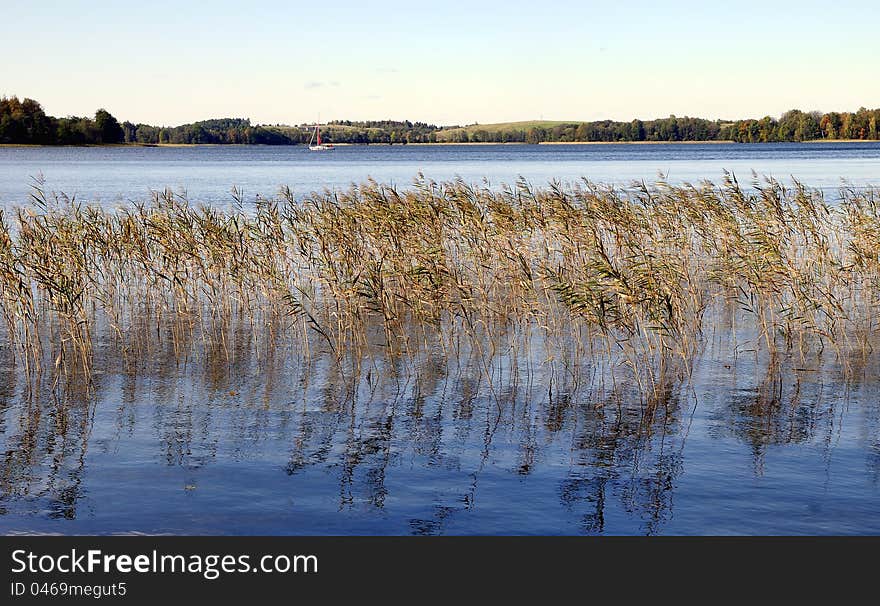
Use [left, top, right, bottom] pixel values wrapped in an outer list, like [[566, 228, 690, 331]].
[[2, 174, 879, 401]]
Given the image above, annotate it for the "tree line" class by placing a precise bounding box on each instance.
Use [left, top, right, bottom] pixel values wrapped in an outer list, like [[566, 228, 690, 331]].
[[2, 96, 880, 145], [445, 110, 880, 143], [1, 97, 126, 144]]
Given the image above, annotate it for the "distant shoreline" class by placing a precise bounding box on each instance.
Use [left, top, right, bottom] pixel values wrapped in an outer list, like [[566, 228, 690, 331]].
[[0, 142, 210, 148], [3, 139, 880, 149], [802, 139, 880, 144], [536, 140, 735, 145]]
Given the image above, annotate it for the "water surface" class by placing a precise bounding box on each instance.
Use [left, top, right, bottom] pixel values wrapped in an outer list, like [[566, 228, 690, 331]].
[[1, 142, 879, 535], [1, 317, 878, 535], [2, 142, 880, 207]]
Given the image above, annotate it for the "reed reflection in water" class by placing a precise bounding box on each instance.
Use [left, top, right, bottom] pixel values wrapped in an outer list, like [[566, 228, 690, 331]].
[[1, 311, 878, 535]]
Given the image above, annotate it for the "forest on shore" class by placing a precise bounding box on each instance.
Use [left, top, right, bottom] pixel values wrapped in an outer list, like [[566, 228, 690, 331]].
[[2, 96, 880, 145]]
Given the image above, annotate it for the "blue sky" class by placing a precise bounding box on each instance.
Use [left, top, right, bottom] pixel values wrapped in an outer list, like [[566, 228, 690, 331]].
[[3, 0, 878, 126]]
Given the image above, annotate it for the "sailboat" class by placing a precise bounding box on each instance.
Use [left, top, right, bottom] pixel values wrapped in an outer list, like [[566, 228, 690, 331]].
[[308, 122, 334, 151]]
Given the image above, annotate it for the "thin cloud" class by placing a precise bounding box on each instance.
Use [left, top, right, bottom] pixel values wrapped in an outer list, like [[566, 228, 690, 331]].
[[304, 81, 341, 89]]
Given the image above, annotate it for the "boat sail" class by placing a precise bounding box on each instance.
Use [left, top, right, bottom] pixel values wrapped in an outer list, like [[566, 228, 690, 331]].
[[308, 122, 334, 151]]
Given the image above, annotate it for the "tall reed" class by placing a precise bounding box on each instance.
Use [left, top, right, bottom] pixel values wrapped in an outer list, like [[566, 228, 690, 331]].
[[2, 174, 878, 401]]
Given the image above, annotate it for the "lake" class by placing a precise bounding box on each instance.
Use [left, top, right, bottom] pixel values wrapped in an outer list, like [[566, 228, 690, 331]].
[[1, 143, 879, 535], [2, 142, 880, 208]]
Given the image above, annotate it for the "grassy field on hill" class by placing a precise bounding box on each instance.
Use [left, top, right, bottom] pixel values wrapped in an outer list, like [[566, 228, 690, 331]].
[[436, 121, 580, 142]]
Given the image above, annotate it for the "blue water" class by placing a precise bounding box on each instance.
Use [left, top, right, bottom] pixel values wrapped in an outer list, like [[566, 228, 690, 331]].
[[1, 318, 878, 535], [1, 142, 879, 207], [1, 142, 879, 535]]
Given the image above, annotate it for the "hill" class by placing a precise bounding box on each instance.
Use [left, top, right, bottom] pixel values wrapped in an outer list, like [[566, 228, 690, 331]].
[[436, 121, 580, 143], [4, 96, 880, 145]]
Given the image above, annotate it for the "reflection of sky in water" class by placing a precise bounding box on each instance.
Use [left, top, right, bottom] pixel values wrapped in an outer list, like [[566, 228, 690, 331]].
[[1, 142, 880, 208], [0, 316, 878, 535]]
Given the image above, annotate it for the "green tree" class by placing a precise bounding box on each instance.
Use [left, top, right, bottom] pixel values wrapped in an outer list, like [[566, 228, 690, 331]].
[[630, 119, 645, 141], [94, 109, 124, 143]]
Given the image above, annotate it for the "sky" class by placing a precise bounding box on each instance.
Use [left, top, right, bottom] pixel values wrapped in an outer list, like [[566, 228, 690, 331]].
[[2, 0, 879, 127]]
